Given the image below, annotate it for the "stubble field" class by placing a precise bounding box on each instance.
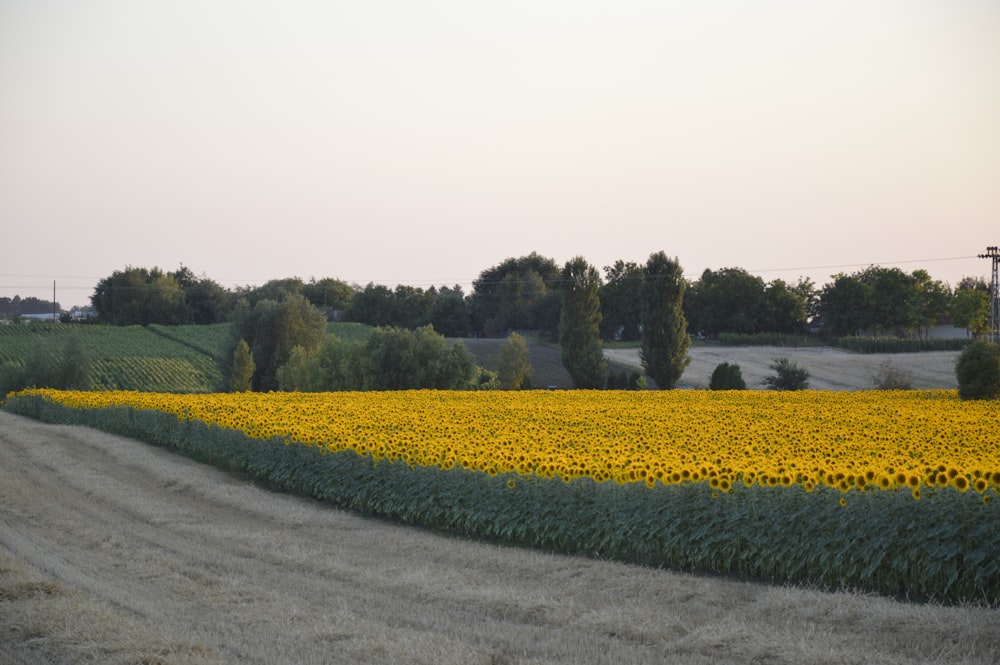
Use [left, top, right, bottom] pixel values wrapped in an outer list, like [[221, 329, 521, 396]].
[[605, 346, 960, 390], [2, 408, 997, 665]]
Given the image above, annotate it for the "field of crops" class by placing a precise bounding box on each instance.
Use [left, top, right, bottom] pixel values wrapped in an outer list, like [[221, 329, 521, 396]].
[[6, 387, 999, 605], [0, 322, 379, 394], [0, 322, 225, 392]]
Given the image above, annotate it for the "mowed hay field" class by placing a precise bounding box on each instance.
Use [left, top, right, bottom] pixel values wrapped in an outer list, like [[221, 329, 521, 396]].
[[462, 336, 961, 390], [2, 411, 998, 665], [604, 346, 961, 390]]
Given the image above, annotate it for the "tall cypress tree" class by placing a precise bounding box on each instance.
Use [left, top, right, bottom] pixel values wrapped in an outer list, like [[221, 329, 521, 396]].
[[559, 256, 607, 388], [640, 251, 690, 389]]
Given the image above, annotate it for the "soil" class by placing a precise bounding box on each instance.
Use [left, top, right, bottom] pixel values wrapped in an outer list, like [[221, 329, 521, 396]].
[[2, 411, 997, 665]]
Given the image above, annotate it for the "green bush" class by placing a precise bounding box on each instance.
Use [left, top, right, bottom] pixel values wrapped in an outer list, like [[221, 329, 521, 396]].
[[763, 357, 810, 391], [955, 341, 1000, 400], [709, 362, 746, 390]]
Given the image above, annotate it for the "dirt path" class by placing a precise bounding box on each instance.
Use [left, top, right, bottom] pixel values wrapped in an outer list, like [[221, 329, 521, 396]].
[[1, 412, 997, 665], [604, 346, 961, 390]]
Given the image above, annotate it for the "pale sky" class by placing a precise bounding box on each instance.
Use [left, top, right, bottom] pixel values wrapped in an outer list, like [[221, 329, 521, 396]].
[[2, 1, 998, 309]]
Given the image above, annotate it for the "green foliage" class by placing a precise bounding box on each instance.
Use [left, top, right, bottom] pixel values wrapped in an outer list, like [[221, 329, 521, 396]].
[[763, 357, 810, 391], [639, 252, 690, 389], [428, 287, 471, 337], [686, 267, 768, 336], [273, 334, 363, 392], [820, 267, 951, 339], [470, 252, 562, 336], [0, 333, 96, 395], [950, 280, 991, 338], [598, 260, 643, 341], [92, 265, 230, 325], [302, 277, 355, 316], [360, 325, 476, 390], [497, 332, 533, 390], [605, 370, 646, 390], [820, 273, 869, 337], [685, 269, 811, 336], [54, 334, 93, 390], [709, 362, 746, 390], [219, 294, 327, 391], [230, 339, 256, 392], [326, 322, 374, 344], [8, 393, 1000, 606], [955, 341, 1000, 400], [558, 257, 607, 389]]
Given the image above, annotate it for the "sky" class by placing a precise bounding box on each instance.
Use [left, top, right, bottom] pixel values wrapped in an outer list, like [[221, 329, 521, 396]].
[[2, 1, 998, 309]]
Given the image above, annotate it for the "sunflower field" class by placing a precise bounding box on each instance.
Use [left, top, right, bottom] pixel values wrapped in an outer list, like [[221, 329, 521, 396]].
[[5, 387, 1000, 605]]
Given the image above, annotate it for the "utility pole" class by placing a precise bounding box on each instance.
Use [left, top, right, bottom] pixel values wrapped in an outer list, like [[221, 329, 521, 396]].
[[979, 246, 1000, 344]]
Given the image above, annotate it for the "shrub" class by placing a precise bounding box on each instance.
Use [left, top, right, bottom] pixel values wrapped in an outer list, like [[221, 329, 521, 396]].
[[709, 362, 746, 390], [955, 341, 1000, 400], [871, 359, 913, 390], [763, 357, 810, 391]]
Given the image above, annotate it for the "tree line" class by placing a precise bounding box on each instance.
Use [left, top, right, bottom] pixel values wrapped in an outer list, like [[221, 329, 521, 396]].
[[6, 252, 995, 394], [208, 251, 690, 393], [78, 256, 991, 341]]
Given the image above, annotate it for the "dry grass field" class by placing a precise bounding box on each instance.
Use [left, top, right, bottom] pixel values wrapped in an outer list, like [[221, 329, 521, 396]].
[[2, 410, 997, 664], [605, 346, 961, 390]]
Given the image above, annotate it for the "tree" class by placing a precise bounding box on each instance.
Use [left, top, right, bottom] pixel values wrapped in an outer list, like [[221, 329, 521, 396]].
[[763, 358, 810, 391], [92, 266, 187, 325], [907, 270, 950, 339], [219, 294, 327, 391], [347, 283, 397, 327], [709, 362, 746, 390], [955, 341, 1000, 400], [302, 277, 355, 318], [230, 339, 255, 392], [951, 278, 991, 338], [599, 260, 643, 341], [92, 264, 230, 325], [558, 257, 606, 389], [497, 331, 533, 389], [819, 273, 869, 337], [859, 266, 913, 337], [764, 279, 808, 334], [685, 267, 767, 336], [238, 277, 306, 306], [470, 252, 561, 336], [428, 286, 471, 338], [639, 252, 690, 389], [55, 334, 92, 390], [360, 325, 476, 390], [171, 265, 231, 324], [0, 335, 92, 394]]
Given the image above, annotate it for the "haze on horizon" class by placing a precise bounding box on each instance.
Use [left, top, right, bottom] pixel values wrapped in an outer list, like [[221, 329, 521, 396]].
[[2, 1, 998, 309]]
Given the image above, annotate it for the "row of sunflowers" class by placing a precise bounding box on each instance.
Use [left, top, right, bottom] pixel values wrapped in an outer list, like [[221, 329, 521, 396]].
[[14, 387, 1000, 499], [5, 388, 999, 605]]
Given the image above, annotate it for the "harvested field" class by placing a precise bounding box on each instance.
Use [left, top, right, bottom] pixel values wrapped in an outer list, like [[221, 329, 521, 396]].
[[604, 346, 960, 390], [2, 411, 997, 664]]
